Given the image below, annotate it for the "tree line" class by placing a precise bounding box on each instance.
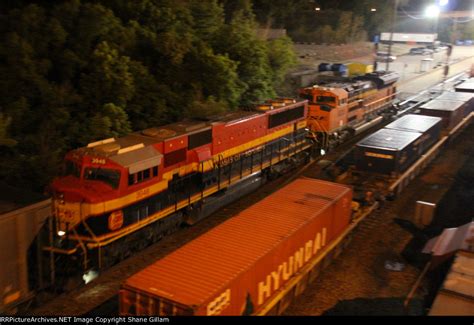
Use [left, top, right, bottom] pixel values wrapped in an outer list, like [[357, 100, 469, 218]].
[[3, 0, 468, 196], [252, 0, 395, 44]]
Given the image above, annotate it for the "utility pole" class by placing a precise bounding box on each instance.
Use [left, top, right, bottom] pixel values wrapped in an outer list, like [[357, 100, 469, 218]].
[[386, 0, 399, 71]]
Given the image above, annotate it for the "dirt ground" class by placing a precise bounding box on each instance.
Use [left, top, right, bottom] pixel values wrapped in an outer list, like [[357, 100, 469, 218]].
[[293, 42, 412, 67]]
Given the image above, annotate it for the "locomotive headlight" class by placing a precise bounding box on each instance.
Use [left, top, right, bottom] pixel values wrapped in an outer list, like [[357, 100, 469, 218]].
[[57, 193, 65, 205], [320, 149, 326, 156], [57, 230, 66, 237], [83, 269, 99, 284]]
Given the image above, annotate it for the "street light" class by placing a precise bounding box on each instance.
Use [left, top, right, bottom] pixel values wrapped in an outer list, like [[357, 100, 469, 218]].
[[424, 4, 440, 18], [386, 0, 399, 71], [424, 2, 448, 58]]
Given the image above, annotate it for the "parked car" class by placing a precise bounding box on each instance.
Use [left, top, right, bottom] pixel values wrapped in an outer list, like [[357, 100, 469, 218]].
[[376, 51, 396, 62], [426, 42, 441, 52], [409, 47, 425, 55], [422, 48, 434, 55], [409, 47, 433, 55]]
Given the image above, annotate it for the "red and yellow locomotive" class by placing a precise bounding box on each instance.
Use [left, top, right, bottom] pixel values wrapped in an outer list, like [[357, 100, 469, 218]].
[[48, 99, 311, 272], [299, 72, 399, 149]]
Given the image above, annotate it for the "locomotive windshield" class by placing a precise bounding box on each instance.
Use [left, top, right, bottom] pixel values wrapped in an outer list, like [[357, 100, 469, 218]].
[[300, 93, 315, 103], [84, 167, 121, 189], [316, 96, 336, 104]]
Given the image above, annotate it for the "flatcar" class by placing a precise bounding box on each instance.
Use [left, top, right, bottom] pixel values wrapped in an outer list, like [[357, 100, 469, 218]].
[[47, 99, 312, 276], [299, 71, 399, 149]]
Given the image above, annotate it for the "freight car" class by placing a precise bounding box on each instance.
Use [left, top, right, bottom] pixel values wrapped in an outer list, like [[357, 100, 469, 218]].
[[355, 128, 427, 175], [419, 99, 466, 132], [119, 178, 353, 316], [348, 99, 472, 200], [454, 79, 474, 94], [384, 114, 442, 155], [355, 114, 442, 176], [355, 114, 443, 176], [299, 71, 399, 150], [0, 200, 51, 313], [435, 92, 474, 116], [46, 99, 312, 281]]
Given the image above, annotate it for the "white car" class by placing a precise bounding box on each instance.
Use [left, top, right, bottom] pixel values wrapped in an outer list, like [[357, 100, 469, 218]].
[[376, 52, 397, 62], [422, 48, 434, 55]]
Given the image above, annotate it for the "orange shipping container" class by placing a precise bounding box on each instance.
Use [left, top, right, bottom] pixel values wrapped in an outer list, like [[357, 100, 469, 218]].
[[120, 178, 353, 316]]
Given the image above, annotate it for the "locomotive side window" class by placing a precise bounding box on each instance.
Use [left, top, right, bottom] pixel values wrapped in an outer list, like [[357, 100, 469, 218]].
[[128, 167, 156, 186], [85, 168, 120, 189], [316, 96, 336, 103]]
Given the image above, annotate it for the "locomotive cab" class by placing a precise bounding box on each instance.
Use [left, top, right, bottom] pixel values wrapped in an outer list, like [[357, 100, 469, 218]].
[[51, 139, 164, 245], [300, 87, 348, 134], [52, 156, 125, 242], [299, 72, 399, 151]]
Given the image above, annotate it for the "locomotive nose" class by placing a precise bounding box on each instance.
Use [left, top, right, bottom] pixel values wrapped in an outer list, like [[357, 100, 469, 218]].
[[52, 188, 83, 238]]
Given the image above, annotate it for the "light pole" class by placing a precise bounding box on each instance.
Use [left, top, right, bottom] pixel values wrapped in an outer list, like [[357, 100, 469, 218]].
[[386, 0, 399, 71], [425, 4, 440, 59]]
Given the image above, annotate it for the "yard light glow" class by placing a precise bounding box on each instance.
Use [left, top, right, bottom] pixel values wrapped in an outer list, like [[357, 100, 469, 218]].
[[425, 5, 440, 18], [438, 0, 448, 6]]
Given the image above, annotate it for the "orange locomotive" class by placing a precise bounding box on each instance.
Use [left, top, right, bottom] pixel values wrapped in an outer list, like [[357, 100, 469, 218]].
[[299, 72, 399, 149], [48, 99, 311, 274]]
